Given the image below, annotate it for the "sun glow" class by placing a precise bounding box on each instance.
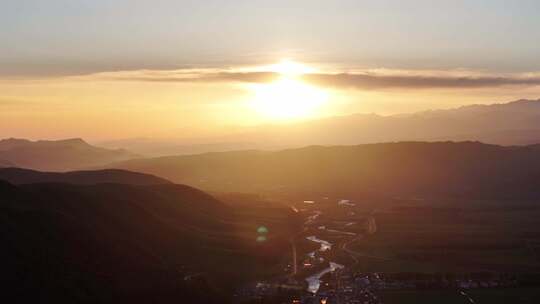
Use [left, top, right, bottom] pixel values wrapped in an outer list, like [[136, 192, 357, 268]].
[[267, 59, 316, 76], [249, 60, 328, 120]]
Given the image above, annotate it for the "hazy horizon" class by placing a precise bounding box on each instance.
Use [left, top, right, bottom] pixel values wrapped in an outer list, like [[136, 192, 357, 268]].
[[3, 1, 540, 141]]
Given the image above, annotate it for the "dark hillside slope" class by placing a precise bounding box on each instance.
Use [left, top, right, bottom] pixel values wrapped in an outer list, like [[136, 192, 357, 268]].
[[0, 181, 291, 302]]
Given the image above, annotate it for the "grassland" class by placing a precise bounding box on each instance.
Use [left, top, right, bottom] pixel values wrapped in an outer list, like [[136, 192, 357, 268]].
[[377, 288, 540, 304], [348, 198, 540, 273]]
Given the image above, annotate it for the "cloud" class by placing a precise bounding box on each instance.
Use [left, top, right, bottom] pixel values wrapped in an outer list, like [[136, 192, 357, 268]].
[[82, 68, 273, 82], [120, 71, 278, 84], [78, 68, 540, 90], [302, 73, 540, 90], [0, 99, 38, 107]]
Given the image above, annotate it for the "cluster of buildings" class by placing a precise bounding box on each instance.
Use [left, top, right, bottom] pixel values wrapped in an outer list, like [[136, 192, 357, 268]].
[[299, 271, 521, 304], [234, 279, 304, 303], [355, 272, 519, 291], [300, 269, 380, 304]]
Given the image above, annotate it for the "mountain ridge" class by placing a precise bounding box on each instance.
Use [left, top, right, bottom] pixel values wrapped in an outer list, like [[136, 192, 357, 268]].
[[0, 167, 171, 185], [108, 141, 540, 199], [0, 137, 139, 171], [98, 98, 540, 155]]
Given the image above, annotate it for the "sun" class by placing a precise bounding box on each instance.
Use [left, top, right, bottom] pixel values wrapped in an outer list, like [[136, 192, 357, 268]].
[[248, 60, 328, 120], [250, 78, 328, 120], [267, 59, 315, 76]]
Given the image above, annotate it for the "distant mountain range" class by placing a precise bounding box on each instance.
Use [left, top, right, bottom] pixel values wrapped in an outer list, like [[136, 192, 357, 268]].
[[0, 138, 138, 171], [5, 99, 540, 164], [100, 138, 257, 157], [109, 141, 540, 199], [238, 98, 540, 149], [101, 99, 540, 155]]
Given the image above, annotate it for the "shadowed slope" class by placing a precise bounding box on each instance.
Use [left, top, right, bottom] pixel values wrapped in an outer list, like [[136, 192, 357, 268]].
[[0, 182, 225, 302], [0, 179, 296, 302]]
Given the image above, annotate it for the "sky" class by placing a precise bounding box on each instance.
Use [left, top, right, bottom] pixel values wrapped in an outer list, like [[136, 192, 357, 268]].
[[2, 0, 540, 141]]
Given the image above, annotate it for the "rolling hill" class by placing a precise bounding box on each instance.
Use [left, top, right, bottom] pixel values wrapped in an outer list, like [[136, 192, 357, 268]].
[[109, 141, 540, 199], [0, 167, 171, 185], [0, 158, 14, 168], [0, 138, 138, 171]]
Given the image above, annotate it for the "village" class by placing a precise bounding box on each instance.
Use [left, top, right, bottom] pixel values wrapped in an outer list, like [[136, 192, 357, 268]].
[[235, 198, 529, 304]]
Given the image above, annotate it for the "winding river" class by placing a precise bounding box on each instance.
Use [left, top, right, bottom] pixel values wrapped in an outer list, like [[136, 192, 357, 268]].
[[304, 236, 344, 293]]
